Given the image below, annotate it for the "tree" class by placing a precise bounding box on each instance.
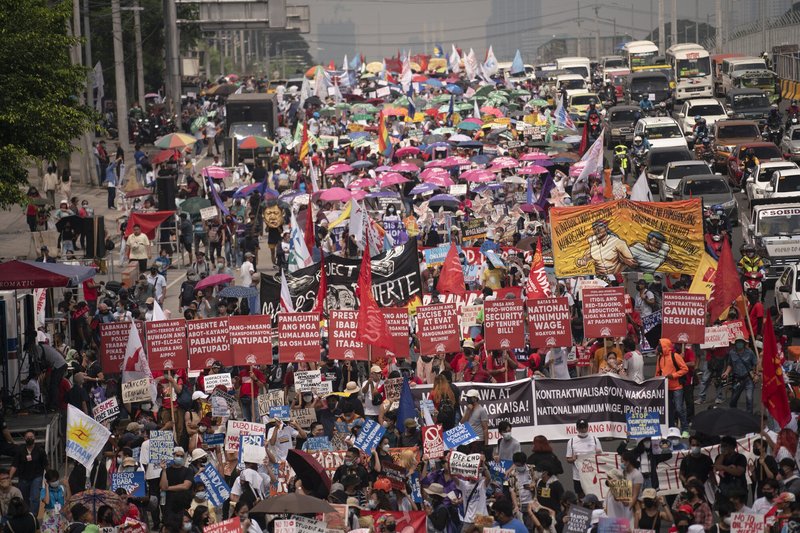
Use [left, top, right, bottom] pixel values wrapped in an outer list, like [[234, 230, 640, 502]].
[[0, 0, 96, 208]]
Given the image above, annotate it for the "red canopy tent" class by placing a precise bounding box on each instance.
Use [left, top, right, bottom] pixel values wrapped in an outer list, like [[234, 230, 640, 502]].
[[123, 211, 175, 240], [0, 260, 97, 290]]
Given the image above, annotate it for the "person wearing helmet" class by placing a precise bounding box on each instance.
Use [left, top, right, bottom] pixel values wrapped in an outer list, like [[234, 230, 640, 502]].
[[631, 135, 650, 156], [741, 148, 760, 184], [767, 105, 782, 130], [585, 101, 600, 122], [308, 111, 320, 136], [603, 81, 617, 105], [638, 94, 654, 114], [738, 244, 765, 288], [692, 116, 708, 140]]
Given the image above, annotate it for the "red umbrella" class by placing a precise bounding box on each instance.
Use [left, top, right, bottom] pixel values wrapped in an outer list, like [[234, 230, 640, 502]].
[[480, 106, 503, 117], [193, 273, 234, 291], [151, 149, 179, 166], [395, 146, 421, 158], [287, 449, 332, 499], [202, 166, 229, 179]]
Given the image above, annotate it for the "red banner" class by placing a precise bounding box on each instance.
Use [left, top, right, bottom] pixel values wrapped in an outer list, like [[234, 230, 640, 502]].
[[229, 315, 273, 366], [187, 317, 232, 368], [484, 298, 526, 351], [661, 292, 707, 344], [328, 310, 368, 361], [416, 303, 461, 355], [145, 319, 188, 371], [361, 511, 426, 532], [373, 307, 410, 360], [278, 312, 321, 363], [582, 287, 627, 339], [203, 517, 240, 533], [99, 321, 144, 374], [527, 297, 574, 349]]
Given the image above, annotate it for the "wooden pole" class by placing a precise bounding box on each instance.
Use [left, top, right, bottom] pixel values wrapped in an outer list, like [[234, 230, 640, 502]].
[[169, 371, 177, 444], [250, 365, 256, 423]]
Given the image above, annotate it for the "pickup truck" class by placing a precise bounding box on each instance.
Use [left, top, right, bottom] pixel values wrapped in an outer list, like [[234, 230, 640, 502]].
[[742, 197, 800, 282]]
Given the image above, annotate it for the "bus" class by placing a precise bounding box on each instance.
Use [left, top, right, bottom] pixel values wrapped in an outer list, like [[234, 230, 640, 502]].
[[666, 43, 713, 101], [623, 40, 659, 70], [555, 57, 592, 81]]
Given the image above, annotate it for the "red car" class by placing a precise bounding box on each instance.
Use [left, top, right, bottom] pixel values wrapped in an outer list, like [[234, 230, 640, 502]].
[[727, 141, 784, 187]]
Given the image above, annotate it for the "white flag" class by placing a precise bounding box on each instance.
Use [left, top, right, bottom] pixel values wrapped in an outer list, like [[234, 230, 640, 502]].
[[473, 99, 481, 118], [483, 46, 498, 77], [152, 299, 167, 321], [400, 54, 413, 93], [121, 321, 150, 382], [288, 210, 313, 272], [348, 200, 367, 251], [464, 49, 478, 81], [576, 129, 605, 184], [67, 404, 112, 470], [280, 271, 295, 313], [630, 170, 653, 202], [448, 45, 461, 74]]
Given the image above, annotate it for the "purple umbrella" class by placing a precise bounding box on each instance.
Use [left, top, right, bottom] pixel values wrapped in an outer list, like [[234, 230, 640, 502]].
[[410, 183, 440, 195]]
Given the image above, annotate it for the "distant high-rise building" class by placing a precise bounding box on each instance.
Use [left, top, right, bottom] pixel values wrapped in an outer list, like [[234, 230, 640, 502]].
[[316, 18, 356, 64], [486, 0, 541, 61]]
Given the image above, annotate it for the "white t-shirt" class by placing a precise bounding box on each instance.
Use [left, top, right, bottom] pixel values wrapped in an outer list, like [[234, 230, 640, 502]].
[[546, 348, 570, 379], [240, 260, 254, 287], [566, 435, 603, 480], [624, 351, 644, 383], [362, 379, 383, 416], [267, 424, 298, 462], [455, 478, 487, 523], [231, 468, 269, 499]]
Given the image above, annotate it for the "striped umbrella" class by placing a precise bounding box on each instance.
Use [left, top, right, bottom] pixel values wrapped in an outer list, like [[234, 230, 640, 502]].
[[238, 135, 275, 149], [154, 132, 197, 149]]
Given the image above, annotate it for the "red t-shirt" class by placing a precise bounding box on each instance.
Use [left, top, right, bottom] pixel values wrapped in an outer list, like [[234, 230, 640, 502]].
[[239, 368, 266, 397], [681, 348, 696, 385], [153, 370, 187, 409], [486, 352, 518, 383]]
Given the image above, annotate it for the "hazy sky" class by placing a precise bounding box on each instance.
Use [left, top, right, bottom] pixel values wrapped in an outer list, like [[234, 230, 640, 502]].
[[301, 0, 719, 63]]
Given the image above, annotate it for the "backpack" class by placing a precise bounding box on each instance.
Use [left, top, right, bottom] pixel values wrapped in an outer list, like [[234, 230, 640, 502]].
[[180, 281, 196, 306], [436, 395, 456, 431], [176, 382, 193, 411]]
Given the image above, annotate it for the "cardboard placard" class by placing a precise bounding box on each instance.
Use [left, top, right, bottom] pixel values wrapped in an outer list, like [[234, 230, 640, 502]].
[[187, 317, 232, 368], [99, 321, 144, 374], [442, 423, 479, 449], [565, 505, 593, 533], [195, 464, 231, 507], [229, 314, 273, 366], [661, 292, 706, 344], [93, 397, 120, 424], [416, 303, 461, 355], [460, 305, 483, 329], [122, 378, 151, 403], [449, 184, 468, 196], [528, 297, 573, 349], [258, 390, 285, 414], [328, 310, 368, 360], [269, 406, 291, 422], [304, 436, 332, 451], [598, 517, 632, 533], [625, 410, 661, 438], [422, 424, 445, 459], [384, 377, 403, 403], [582, 287, 627, 339], [700, 326, 730, 348], [211, 389, 242, 419], [145, 319, 188, 371], [148, 430, 174, 463], [730, 512, 765, 533], [200, 206, 218, 221], [203, 517, 240, 533], [294, 370, 322, 393], [204, 433, 225, 447], [290, 515, 326, 533], [462, 218, 487, 241], [225, 420, 265, 453], [484, 298, 525, 351], [110, 471, 146, 497], [449, 451, 481, 480], [203, 372, 232, 393], [278, 313, 321, 363], [292, 408, 317, 429], [239, 434, 266, 464], [608, 479, 633, 501], [353, 419, 386, 456]]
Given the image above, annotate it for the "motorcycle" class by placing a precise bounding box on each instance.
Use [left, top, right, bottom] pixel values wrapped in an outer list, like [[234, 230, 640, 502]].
[[613, 145, 631, 179], [764, 124, 782, 145], [742, 270, 764, 300], [632, 150, 648, 176], [705, 232, 724, 258], [786, 113, 799, 131], [587, 115, 602, 144], [654, 101, 668, 117]]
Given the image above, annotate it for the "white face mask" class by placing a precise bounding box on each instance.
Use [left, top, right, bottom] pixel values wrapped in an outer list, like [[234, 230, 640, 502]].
[[577, 431, 588, 438], [502, 433, 512, 441]]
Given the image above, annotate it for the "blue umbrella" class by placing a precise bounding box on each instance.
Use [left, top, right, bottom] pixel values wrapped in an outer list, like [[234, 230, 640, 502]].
[[424, 78, 444, 88], [429, 193, 459, 204], [410, 183, 439, 195], [351, 160, 373, 169], [445, 84, 463, 95], [423, 141, 450, 153], [470, 154, 493, 166], [219, 285, 258, 299], [472, 183, 504, 193], [551, 157, 576, 164]]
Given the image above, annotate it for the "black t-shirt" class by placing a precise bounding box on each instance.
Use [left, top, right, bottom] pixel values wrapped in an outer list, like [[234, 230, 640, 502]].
[[321, 365, 341, 392], [11, 445, 47, 481], [84, 361, 102, 395], [718, 452, 748, 495], [164, 466, 194, 508], [65, 385, 90, 410], [4, 513, 38, 533], [679, 454, 714, 484], [536, 479, 565, 512]]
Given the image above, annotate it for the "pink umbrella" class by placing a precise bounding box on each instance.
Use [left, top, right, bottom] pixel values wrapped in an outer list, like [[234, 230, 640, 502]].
[[348, 178, 376, 189], [460, 169, 495, 183], [379, 172, 410, 186], [375, 165, 392, 172], [395, 146, 421, 158], [318, 187, 353, 202], [518, 165, 548, 175], [426, 174, 455, 187], [492, 156, 519, 168], [425, 159, 447, 168], [441, 156, 471, 167], [202, 166, 229, 179], [520, 152, 551, 161], [420, 167, 450, 181], [480, 106, 503, 117], [391, 162, 420, 173], [324, 163, 354, 176], [351, 190, 368, 200], [194, 273, 234, 291], [462, 117, 483, 125]]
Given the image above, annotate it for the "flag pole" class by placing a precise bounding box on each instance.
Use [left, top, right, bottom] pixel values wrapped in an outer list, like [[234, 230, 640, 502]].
[[251, 365, 256, 423], [169, 370, 177, 444]]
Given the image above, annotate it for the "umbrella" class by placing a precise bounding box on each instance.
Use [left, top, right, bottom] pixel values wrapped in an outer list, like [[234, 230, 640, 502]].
[[391, 162, 419, 173], [67, 489, 127, 522], [194, 273, 234, 291], [424, 174, 454, 188], [303, 96, 323, 109], [491, 157, 519, 169], [447, 134, 472, 143], [410, 183, 439, 195], [366, 61, 383, 73], [457, 121, 480, 131], [520, 152, 551, 161], [233, 182, 278, 199], [351, 160, 373, 170], [440, 156, 471, 167], [420, 167, 450, 180], [367, 191, 401, 199], [154, 132, 197, 149], [124, 188, 153, 198], [56, 215, 87, 233], [424, 78, 444, 88], [475, 85, 495, 97], [518, 165, 548, 175], [251, 493, 335, 515], [428, 194, 460, 208], [530, 98, 549, 107], [432, 127, 455, 135], [395, 146, 421, 158], [202, 166, 229, 179], [445, 84, 464, 95], [325, 163, 354, 176], [461, 169, 495, 183], [318, 187, 353, 202], [151, 149, 180, 165], [480, 106, 504, 117], [348, 178, 376, 189], [0, 260, 96, 289], [238, 135, 275, 150], [179, 197, 211, 215], [470, 154, 493, 166], [287, 449, 332, 499], [379, 172, 409, 186], [219, 285, 258, 299], [691, 407, 760, 437], [458, 141, 484, 149], [503, 175, 527, 184]]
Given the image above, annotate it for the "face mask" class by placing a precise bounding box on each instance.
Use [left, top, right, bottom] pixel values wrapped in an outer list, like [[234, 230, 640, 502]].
[[754, 448, 762, 456], [367, 501, 377, 509], [25, 438, 34, 446], [691, 446, 701, 456], [183, 523, 192, 531], [502, 433, 512, 441], [382, 421, 389, 428], [195, 491, 207, 500], [516, 466, 526, 473], [49, 482, 59, 489], [173, 456, 185, 466], [303, 395, 312, 402], [344, 459, 354, 466], [577, 431, 588, 438], [198, 426, 207, 433], [117, 458, 123, 465], [382, 444, 390, 452], [723, 517, 732, 526], [678, 526, 689, 533], [765, 492, 774, 501]]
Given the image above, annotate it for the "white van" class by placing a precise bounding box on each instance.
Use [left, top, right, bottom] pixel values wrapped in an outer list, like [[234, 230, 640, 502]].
[[556, 57, 592, 82]]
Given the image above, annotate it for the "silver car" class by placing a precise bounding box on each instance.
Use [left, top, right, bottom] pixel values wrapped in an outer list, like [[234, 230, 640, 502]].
[[781, 125, 800, 162]]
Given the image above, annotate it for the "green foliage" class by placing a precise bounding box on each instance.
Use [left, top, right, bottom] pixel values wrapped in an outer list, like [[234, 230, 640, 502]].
[[0, 0, 96, 208]]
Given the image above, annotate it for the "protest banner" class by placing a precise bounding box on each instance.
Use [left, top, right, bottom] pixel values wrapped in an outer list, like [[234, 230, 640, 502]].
[[240, 434, 266, 464], [384, 377, 403, 402], [532, 375, 668, 440], [462, 218, 487, 241], [416, 303, 461, 355], [449, 184, 468, 197], [148, 430, 174, 463], [313, 381, 332, 397], [322, 503, 348, 532], [121, 378, 151, 403], [549, 199, 704, 278], [422, 424, 445, 459], [225, 420, 266, 453], [203, 372, 232, 393], [661, 292, 706, 344], [449, 451, 481, 480], [229, 315, 273, 366], [269, 406, 291, 421], [187, 317, 232, 368], [626, 410, 661, 438], [278, 313, 321, 363], [382, 218, 408, 245], [373, 307, 410, 360], [442, 424, 479, 449], [360, 512, 426, 532], [700, 326, 730, 349], [195, 464, 231, 507], [203, 517, 240, 533], [598, 517, 632, 533], [488, 459, 512, 486], [304, 436, 332, 451], [145, 319, 188, 371], [292, 408, 317, 429], [111, 471, 146, 497], [328, 310, 368, 360], [294, 370, 322, 393], [565, 505, 593, 533], [608, 479, 633, 501], [423, 244, 455, 266], [730, 513, 765, 533], [99, 321, 144, 374], [204, 433, 225, 447], [354, 419, 386, 455], [274, 520, 295, 533], [725, 319, 750, 341], [484, 298, 525, 351], [92, 397, 120, 424], [527, 297, 573, 348], [582, 287, 627, 339]]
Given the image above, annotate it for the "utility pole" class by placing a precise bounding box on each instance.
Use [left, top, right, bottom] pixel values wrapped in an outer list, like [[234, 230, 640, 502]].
[[83, 0, 93, 111], [695, 0, 700, 43], [658, 0, 665, 54], [163, 0, 181, 118], [111, 0, 130, 153], [762, 0, 767, 54], [670, 0, 677, 46], [240, 30, 246, 73], [70, 0, 94, 185], [132, 2, 145, 108], [716, 0, 722, 53], [577, 2, 582, 56], [594, 3, 600, 60], [265, 33, 271, 80]]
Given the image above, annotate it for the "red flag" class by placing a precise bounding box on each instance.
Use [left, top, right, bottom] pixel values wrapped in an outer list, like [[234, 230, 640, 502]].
[[525, 237, 552, 299], [313, 256, 327, 314], [762, 312, 791, 427], [436, 242, 466, 296], [578, 121, 589, 155], [299, 120, 309, 160], [328, 60, 335, 70], [708, 239, 743, 322], [304, 204, 315, 251], [356, 232, 394, 350]]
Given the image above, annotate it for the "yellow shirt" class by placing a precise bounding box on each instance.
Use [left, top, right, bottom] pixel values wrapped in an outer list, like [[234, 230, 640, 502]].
[[481, 267, 504, 290], [126, 233, 150, 260]]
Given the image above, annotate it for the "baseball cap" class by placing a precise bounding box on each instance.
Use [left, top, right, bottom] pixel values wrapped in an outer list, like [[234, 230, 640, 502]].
[[642, 488, 657, 499], [370, 365, 382, 374], [576, 419, 589, 428], [192, 391, 208, 401], [465, 389, 480, 398]]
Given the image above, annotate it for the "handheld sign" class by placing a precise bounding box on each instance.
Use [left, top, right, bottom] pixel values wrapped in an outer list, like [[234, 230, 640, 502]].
[[111, 471, 146, 497], [354, 419, 386, 456], [443, 424, 479, 449], [625, 410, 661, 439], [195, 464, 231, 507]]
